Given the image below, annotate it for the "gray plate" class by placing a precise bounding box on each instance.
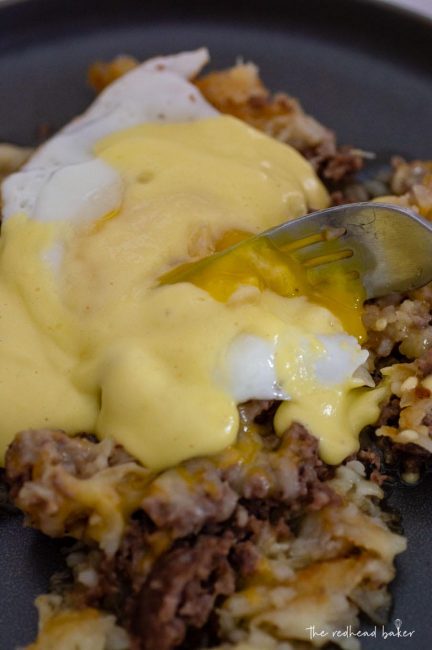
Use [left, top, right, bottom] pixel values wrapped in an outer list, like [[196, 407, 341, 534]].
[[0, 0, 431, 648]]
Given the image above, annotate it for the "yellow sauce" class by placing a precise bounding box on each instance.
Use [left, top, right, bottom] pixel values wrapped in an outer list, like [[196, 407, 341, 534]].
[[0, 116, 383, 467], [160, 229, 366, 341]]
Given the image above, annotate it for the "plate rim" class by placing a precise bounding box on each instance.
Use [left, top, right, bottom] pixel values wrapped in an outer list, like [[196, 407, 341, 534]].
[[0, 0, 431, 28]]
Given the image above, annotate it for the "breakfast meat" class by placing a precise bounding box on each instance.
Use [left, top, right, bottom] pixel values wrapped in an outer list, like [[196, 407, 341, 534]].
[[6, 415, 405, 650], [6, 429, 150, 554], [364, 288, 432, 480], [0, 49, 430, 650], [361, 161, 432, 478], [6, 416, 333, 553]]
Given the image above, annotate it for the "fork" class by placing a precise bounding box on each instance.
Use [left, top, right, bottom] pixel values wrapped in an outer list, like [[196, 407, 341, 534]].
[[161, 202, 432, 299]]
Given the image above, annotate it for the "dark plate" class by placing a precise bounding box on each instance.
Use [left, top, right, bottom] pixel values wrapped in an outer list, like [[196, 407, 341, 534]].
[[0, 1, 431, 648]]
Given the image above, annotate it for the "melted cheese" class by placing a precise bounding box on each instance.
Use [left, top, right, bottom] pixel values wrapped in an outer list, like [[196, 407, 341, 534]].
[[0, 116, 383, 467]]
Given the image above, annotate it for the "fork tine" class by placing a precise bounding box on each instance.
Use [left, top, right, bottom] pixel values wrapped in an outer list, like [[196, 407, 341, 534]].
[[279, 232, 324, 252], [160, 202, 432, 301], [302, 248, 354, 268], [284, 226, 351, 266]]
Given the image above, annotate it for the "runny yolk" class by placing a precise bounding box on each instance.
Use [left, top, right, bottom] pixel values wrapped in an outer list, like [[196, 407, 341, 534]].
[[160, 230, 366, 342]]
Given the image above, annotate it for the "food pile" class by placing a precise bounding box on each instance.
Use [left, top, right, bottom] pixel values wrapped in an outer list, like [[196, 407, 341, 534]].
[[1, 50, 431, 650]]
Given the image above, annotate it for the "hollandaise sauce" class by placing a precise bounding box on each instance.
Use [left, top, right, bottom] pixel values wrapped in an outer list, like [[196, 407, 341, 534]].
[[0, 116, 385, 468]]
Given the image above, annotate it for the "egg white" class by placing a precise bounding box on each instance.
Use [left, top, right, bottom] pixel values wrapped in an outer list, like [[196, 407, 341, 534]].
[[2, 48, 216, 223], [0, 49, 368, 412]]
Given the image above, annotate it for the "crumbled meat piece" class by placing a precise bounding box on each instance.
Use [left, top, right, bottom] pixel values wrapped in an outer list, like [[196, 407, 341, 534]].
[[378, 397, 401, 428], [6, 429, 115, 491], [5, 430, 150, 554], [140, 421, 335, 542], [230, 539, 260, 577], [304, 142, 363, 183], [134, 534, 236, 650], [141, 462, 239, 538]]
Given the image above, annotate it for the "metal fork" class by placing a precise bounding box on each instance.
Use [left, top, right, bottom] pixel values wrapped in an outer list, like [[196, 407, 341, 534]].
[[162, 202, 432, 299]]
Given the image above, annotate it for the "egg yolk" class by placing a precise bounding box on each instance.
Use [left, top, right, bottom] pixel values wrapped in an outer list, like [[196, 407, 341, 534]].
[[0, 116, 385, 468], [160, 230, 366, 342]]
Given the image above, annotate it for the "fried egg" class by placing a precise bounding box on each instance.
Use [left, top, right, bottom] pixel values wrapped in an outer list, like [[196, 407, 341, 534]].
[[0, 49, 385, 469]]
